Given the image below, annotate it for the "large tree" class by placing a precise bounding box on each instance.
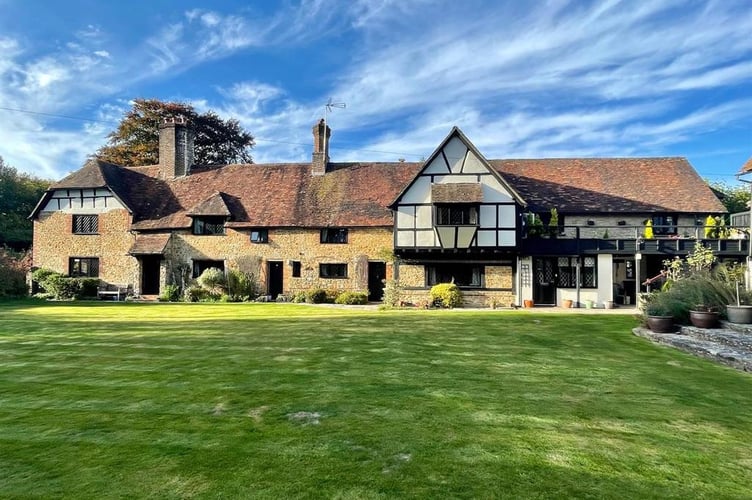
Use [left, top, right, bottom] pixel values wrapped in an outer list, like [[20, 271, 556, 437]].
[[96, 99, 255, 166], [0, 156, 51, 250]]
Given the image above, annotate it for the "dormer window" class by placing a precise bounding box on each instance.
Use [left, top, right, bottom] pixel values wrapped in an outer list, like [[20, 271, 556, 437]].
[[250, 229, 268, 243], [192, 216, 226, 235], [436, 205, 478, 226]]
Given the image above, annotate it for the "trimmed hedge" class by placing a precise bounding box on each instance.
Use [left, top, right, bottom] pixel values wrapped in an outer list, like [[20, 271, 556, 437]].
[[334, 291, 368, 305], [429, 283, 462, 308]]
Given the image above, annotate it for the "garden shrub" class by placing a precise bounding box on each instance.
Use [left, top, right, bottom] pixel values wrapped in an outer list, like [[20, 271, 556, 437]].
[[334, 291, 368, 305], [382, 279, 402, 308], [159, 284, 181, 302], [30, 269, 100, 300], [78, 278, 100, 298], [306, 288, 328, 304], [291, 291, 307, 303], [184, 284, 211, 302], [0, 248, 30, 298], [430, 283, 462, 308], [226, 269, 259, 302], [197, 267, 227, 295]]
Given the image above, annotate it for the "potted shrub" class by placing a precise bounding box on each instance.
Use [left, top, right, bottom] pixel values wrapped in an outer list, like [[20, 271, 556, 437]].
[[689, 304, 719, 328], [724, 265, 752, 324], [644, 301, 676, 333]]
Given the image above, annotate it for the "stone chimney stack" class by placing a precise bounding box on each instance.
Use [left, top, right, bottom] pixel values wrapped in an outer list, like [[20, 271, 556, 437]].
[[159, 116, 195, 179], [311, 118, 331, 176]]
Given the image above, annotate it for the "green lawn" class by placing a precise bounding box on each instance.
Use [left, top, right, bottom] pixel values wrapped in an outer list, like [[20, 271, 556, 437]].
[[1, 302, 751, 499]]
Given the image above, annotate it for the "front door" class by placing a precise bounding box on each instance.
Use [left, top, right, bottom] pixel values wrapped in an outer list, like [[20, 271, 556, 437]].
[[533, 257, 557, 305], [141, 256, 161, 295], [367, 261, 386, 301], [267, 261, 283, 299]]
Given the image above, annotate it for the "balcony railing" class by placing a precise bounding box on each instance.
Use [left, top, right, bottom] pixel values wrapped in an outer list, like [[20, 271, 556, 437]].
[[522, 224, 750, 256]]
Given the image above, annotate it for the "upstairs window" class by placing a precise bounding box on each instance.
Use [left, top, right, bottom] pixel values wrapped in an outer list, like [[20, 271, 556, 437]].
[[69, 257, 99, 277], [250, 229, 268, 243], [652, 214, 677, 236], [72, 214, 98, 234], [193, 217, 226, 235], [319, 263, 348, 278], [321, 228, 348, 244], [292, 261, 301, 278], [436, 205, 478, 226]]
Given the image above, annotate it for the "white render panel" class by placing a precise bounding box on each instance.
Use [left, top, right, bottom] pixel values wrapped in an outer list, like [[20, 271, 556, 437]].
[[456, 227, 475, 248], [397, 231, 415, 247], [396, 206, 415, 229], [598, 254, 613, 303], [481, 177, 513, 202], [415, 205, 433, 229], [432, 174, 481, 184], [423, 156, 450, 175], [416, 230, 437, 247], [436, 227, 455, 248], [477, 230, 496, 246], [480, 205, 497, 228], [498, 205, 516, 228], [463, 151, 487, 174], [40, 188, 125, 213], [400, 176, 432, 203], [443, 137, 468, 173], [498, 230, 516, 246]]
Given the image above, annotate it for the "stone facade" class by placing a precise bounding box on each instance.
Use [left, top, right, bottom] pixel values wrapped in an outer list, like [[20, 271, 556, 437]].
[[396, 262, 514, 308], [33, 209, 138, 286]]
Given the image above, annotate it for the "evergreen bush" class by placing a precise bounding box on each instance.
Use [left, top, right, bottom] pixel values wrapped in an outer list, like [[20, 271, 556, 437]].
[[334, 291, 368, 305], [430, 283, 462, 308]]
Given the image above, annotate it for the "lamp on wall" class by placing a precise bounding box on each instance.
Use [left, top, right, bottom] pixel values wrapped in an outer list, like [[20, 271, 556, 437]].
[[587, 219, 595, 226]]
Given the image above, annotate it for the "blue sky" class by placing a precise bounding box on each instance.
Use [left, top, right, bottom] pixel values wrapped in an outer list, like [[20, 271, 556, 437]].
[[0, 0, 750, 183]]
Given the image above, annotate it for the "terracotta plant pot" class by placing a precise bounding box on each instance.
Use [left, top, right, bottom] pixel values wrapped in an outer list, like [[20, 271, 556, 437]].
[[523, 299, 534, 308], [726, 305, 752, 324], [646, 315, 676, 333], [689, 310, 719, 329], [562, 299, 573, 308]]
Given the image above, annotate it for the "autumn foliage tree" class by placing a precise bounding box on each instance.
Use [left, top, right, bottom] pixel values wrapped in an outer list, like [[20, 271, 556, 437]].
[[96, 99, 255, 166]]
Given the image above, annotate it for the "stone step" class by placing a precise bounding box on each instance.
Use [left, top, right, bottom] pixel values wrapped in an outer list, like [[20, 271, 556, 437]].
[[680, 325, 752, 351], [633, 327, 752, 372], [720, 320, 752, 335]]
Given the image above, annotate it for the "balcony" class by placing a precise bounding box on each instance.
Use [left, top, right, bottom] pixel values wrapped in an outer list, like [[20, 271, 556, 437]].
[[522, 224, 750, 257]]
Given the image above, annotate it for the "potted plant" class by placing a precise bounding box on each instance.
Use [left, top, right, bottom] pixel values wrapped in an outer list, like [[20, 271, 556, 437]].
[[644, 301, 676, 333], [689, 304, 719, 328], [562, 299, 573, 308], [724, 265, 752, 324]]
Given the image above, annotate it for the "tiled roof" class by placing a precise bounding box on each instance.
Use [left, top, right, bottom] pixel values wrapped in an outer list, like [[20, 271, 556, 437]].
[[739, 156, 752, 174], [128, 234, 171, 255], [39, 154, 724, 228], [490, 158, 725, 214], [187, 192, 232, 216], [124, 162, 422, 230], [432, 183, 483, 203]]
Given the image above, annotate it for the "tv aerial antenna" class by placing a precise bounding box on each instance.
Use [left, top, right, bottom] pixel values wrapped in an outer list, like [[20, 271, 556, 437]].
[[323, 98, 346, 153]]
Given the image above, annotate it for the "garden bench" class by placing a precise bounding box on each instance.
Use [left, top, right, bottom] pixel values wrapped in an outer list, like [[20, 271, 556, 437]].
[[97, 283, 132, 301]]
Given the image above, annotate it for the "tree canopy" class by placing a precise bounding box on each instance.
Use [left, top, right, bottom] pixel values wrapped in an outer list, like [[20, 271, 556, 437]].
[[96, 99, 255, 166], [709, 180, 750, 216], [0, 156, 51, 250]]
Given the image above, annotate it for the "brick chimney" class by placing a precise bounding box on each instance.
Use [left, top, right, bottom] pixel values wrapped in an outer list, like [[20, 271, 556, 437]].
[[311, 118, 331, 176], [159, 116, 195, 179]]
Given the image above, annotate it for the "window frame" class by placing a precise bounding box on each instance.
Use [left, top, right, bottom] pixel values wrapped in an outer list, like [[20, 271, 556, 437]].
[[192, 216, 226, 236], [250, 229, 269, 243], [652, 214, 678, 236], [319, 263, 348, 279], [435, 204, 478, 226], [69, 257, 99, 277], [556, 257, 597, 289], [72, 214, 99, 234], [320, 228, 348, 244], [425, 263, 484, 288]]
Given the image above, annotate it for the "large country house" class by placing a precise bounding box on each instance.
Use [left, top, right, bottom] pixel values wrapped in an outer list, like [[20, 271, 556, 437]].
[[31, 117, 746, 307]]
